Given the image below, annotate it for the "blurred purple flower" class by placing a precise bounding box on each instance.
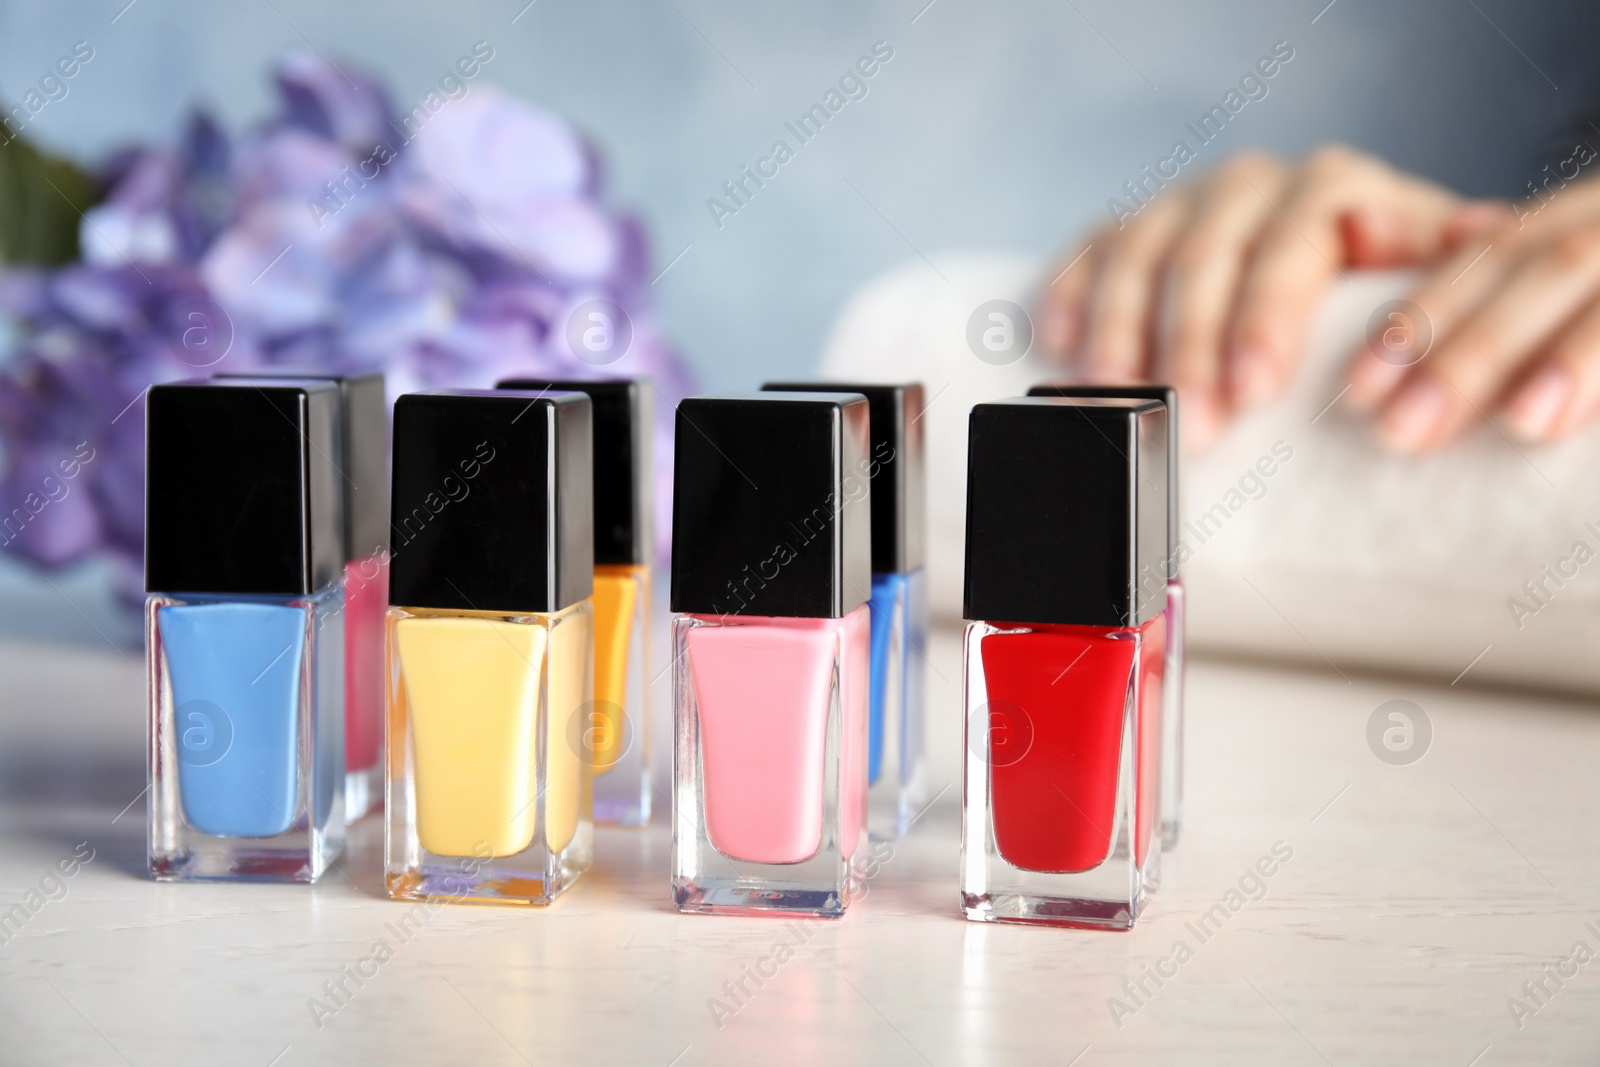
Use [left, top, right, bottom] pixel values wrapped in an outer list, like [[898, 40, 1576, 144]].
[[0, 51, 694, 602]]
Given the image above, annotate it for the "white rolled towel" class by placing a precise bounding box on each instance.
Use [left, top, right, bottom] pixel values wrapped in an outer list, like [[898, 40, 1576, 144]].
[[817, 253, 1600, 695]]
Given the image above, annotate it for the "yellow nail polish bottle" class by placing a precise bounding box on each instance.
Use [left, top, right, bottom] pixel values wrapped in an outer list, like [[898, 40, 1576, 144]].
[[498, 377, 653, 827], [384, 388, 595, 906]]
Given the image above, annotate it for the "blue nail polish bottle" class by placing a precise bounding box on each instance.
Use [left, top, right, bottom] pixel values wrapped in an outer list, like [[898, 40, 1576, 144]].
[[216, 369, 391, 825], [763, 381, 928, 840], [145, 379, 347, 882]]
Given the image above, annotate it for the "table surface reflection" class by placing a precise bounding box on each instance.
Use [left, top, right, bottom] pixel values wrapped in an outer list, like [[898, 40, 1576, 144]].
[[0, 627, 1597, 1066]]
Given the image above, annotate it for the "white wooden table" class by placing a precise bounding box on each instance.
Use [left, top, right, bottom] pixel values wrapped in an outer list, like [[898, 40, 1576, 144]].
[[1, 625, 1597, 1066]]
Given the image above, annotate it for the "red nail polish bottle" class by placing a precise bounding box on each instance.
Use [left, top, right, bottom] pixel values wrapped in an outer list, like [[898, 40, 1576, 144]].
[[1029, 383, 1184, 851], [960, 396, 1170, 930]]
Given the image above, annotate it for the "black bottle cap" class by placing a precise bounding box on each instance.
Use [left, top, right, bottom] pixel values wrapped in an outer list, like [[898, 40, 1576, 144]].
[[671, 393, 871, 618], [388, 389, 593, 615], [495, 377, 652, 566], [216, 369, 389, 562], [761, 381, 925, 574], [1029, 382, 1179, 576], [145, 379, 344, 596], [964, 397, 1168, 628]]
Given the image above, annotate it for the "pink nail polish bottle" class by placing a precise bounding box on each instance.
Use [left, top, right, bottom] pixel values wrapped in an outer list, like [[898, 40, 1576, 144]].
[[671, 393, 873, 918]]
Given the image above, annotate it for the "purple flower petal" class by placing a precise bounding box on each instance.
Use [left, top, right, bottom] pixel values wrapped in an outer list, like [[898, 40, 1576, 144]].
[[0, 51, 696, 588], [274, 49, 394, 153]]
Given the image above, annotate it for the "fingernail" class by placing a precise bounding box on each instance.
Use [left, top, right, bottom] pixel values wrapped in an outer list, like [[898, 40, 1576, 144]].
[[1346, 353, 1404, 412], [1039, 306, 1076, 356], [1232, 345, 1278, 409], [1378, 376, 1450, 452], [1452, 200, 1509, 233], [1505, 364, 1574, 441], [1183, 389, 1222, 452], [1079, 358, 1121, 385]]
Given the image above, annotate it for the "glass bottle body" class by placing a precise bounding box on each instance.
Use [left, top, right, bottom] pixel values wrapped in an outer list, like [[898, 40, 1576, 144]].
[[591, 563, 651, 827], [672, 606, 870, 918], [960, 614, 1164, 929], [1161, 579, 1185, 849], [146, 586, 346, 883], [384, 600, 594, 906], [866, 568, 928, 840], [343, 551, 388, 821]]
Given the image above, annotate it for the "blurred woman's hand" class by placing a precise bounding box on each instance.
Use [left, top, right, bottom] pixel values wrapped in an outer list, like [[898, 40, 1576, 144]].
[[1035, 146, 1496, 448], [1349, 170, 1600, 450]]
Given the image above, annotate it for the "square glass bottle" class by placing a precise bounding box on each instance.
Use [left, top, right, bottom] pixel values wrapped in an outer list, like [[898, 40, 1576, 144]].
[[1031, 383, 1184, 849], [961, 396, 1169, 929], [145, 380, 347, 882], [499, 377, 653, 827], [670, 393, 873, 918], [220, 369, 391, 822], [385, 389, 596, 906], [764, 382, 928, 840]]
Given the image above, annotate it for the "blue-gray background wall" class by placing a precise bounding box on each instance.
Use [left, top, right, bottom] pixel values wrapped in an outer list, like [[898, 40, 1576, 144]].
[[2, 0, 1597, 637]]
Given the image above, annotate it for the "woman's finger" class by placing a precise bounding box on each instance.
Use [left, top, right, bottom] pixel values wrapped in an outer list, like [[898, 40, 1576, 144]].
[[1356, 179, 1600, 415], [1502, 294, 1600, 440], [1376, 221, 1600, 451], [1342, 198, 1505, 267], [1439, 201, 1514, 254], [1036, 231, 1106, 360], [1226, 147, 1362, 409], [1345, 226, 1514, 412], [1077, 188, 1193, 383], [1157, 153, 1286, 448], [1233, 147, 1460, 411]]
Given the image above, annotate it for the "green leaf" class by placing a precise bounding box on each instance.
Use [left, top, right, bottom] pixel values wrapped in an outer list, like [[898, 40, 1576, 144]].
[[0, 129, 100, 267]]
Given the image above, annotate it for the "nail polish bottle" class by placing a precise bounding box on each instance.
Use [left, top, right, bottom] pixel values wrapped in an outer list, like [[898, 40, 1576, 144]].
[[671, 393, 873, 917], [961, 396, 1168, 929], [145, 380, 347, 882], [498, 377, 652, 828], [763, 381, 926, 841], [1029, 383, 1184, 848], [384, 389, 595, 906], [219, 370, 390, 823]]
